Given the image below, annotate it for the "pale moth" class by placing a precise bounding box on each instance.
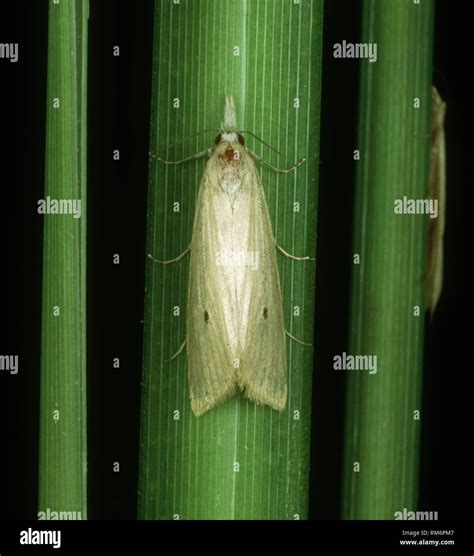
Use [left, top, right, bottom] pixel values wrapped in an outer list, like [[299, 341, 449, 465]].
[[150, 97, 312, 416], [426, 86, 446, 316]]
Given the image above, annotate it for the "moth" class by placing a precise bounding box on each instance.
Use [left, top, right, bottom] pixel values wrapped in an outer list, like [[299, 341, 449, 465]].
[[150, 97, 312, 416], [426, 86, 446, 316]]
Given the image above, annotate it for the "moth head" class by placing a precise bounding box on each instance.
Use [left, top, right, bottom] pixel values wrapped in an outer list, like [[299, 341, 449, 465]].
[[215, 132, 245, 145], [216, 96, 246, 145]]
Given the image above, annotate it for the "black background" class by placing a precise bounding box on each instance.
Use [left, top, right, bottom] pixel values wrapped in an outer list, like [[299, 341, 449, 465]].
[[0, 0, 471, 526]]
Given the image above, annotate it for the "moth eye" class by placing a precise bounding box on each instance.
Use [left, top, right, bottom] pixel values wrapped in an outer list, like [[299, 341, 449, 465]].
[[238, 134, 245, 146], [204, 310, 209, 323], [215, 133, 222, 145], [263, 307, 268, 319]]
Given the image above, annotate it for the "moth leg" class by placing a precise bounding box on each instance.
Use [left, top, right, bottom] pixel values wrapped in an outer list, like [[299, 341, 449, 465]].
[[148, 244, 191, 264], [149, 148, 212, 165], [275, 242, 315, 262], [165, 339, 187, 363], [247, 148, 305, 174], [285, 330, 312, 347]]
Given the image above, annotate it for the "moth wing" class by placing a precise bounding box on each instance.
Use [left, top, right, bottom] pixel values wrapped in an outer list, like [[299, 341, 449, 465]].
[[238, 165, 287, 411], [187, 170, 237, 416]]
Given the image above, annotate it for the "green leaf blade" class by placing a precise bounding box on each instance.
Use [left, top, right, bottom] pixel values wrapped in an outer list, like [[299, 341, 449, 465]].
[[342, 0, 435, 520], [139, 0, 323, 520], [38, 0, 88, 519]]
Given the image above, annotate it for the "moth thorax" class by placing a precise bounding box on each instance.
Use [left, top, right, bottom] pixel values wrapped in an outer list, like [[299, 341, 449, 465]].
[[218, 145, 242, 166]]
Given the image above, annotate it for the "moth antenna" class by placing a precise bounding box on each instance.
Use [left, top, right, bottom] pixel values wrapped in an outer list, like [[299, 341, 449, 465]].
[[164, 129, 220, 148], [239, 131, 288, 160]]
